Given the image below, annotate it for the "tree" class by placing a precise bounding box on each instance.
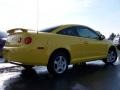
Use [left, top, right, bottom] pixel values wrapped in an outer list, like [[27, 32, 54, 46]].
[[108, 33, 116, 40]]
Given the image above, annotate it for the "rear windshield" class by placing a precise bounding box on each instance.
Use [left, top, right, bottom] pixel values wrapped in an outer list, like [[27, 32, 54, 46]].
[[39, 26, 60, 33]]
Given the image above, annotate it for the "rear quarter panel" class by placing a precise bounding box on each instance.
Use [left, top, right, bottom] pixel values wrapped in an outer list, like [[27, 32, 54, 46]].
[[4, 32, 49, 65]]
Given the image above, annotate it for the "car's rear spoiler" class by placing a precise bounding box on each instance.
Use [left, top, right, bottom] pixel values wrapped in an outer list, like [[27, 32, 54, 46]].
[[7, 28, 36, 35]]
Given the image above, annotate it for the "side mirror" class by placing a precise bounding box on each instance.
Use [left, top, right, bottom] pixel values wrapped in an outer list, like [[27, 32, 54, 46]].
[[96, 31, 105, 40], [99, 35, 105, 40]]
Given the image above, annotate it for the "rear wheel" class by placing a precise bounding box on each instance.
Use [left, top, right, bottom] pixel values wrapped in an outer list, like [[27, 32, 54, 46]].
[[47, 52, 69, 76], [20, 65, 38, 78], [103, 49, 117, 64], [22, 65, 33, 69]]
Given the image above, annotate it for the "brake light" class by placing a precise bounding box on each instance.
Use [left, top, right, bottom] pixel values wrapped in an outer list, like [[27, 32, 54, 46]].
[[24, 37, 32, 44]]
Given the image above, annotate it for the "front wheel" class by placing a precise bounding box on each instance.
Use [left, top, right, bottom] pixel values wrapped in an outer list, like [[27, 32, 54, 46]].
[[103, 49, 117, 64], [47, 52, 69, 76], [117, 45, 120, 50]]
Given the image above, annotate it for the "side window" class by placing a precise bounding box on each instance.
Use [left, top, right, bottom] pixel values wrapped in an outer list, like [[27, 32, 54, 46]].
[[77, 27, 99, 39], [57, 27, 78, 37]]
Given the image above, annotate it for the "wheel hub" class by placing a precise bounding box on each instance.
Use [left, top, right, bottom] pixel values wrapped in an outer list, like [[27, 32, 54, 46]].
[[54, 56, 67, 74], [107, 51, 116, 62]]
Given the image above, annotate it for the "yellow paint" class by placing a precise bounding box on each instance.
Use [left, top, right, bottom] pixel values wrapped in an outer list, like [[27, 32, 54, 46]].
[[3, 25, 114, 66]]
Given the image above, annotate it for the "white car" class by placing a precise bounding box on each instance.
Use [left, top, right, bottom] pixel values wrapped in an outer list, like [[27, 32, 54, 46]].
[[113, 36, 120, 50]]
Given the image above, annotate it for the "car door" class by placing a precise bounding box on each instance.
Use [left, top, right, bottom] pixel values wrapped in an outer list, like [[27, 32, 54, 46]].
[[57, 26, 86, 63], [76, 26, 107, 61]]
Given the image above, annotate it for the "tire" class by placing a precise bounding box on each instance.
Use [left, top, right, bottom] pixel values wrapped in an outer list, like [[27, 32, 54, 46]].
[[117, 45, 120, 50], [21, 68, 37, 78], [21, 65, 37, 78], [22, 65, 33, 69], [103, 49, 117, 64], [47, 52, 69, 76]]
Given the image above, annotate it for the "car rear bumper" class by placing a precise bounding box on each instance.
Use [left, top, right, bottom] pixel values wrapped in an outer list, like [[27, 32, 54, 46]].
[[3, 46, 49, 65]]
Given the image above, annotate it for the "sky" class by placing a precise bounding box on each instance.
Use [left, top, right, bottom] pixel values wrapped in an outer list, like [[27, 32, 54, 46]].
[[0, 0, 120, 37]]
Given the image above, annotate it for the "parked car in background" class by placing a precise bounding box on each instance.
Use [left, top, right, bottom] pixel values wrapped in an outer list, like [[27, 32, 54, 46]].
[[113, 35, 120, 50], [3, 24, 117, 76], [0, 31, 7, 58]]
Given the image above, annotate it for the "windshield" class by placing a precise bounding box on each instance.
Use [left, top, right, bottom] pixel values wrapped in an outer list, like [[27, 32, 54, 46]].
[[39, 26, 61, 33]]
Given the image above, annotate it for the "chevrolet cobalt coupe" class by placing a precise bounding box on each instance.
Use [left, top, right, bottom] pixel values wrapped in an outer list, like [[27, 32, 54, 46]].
[[3, 24, 117, 76]]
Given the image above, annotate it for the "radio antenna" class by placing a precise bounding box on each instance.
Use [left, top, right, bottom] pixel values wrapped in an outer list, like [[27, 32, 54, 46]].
[[36, 0, 39, 34]]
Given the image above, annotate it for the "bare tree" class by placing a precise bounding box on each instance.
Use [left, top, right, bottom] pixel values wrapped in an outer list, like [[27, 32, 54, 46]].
[[108, 33, 116, 40]]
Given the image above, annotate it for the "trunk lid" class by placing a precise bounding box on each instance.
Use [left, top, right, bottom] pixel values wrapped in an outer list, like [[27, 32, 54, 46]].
[[6, 28, 36, 47]]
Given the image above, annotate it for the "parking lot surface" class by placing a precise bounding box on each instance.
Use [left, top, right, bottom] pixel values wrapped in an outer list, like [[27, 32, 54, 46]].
[[0, 54, 120, 90]]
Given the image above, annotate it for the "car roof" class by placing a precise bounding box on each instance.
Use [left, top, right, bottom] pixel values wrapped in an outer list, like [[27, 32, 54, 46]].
[[59, 24, 89, 27], [39, 24, 93, 33], [52, 24, 93, 33]]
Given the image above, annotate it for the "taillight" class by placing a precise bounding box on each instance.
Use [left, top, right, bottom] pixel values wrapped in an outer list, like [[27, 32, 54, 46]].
[[24, 37, 32, 44]]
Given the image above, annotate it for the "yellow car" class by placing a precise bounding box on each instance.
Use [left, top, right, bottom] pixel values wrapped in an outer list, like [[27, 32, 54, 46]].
[[3, 24, 117, 76]]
